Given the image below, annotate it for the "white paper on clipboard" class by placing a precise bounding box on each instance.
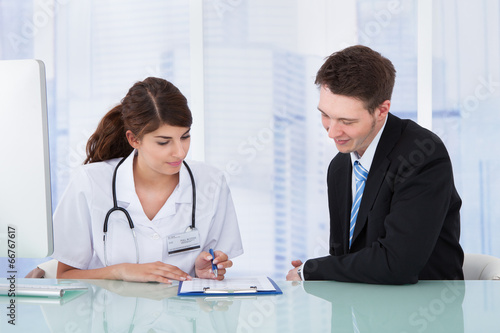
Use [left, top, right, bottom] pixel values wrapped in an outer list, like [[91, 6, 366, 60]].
[[179, 276, 276, 294]]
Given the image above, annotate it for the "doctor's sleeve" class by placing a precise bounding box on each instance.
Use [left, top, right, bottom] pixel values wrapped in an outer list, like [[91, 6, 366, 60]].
[[51, 167, 95, 270], [204, 174, 243, 259]]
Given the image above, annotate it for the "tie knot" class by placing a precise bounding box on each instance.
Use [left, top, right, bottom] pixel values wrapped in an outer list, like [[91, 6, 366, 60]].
[[354, 161, 368, 182]]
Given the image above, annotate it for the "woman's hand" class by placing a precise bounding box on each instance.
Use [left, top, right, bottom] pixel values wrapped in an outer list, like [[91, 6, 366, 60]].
[[194, 250, 232, 280], [57, 261, 192, 283], [115, 261, 192, 283]]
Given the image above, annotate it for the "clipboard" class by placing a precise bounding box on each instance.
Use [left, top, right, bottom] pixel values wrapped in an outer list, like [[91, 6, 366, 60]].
[[177, 276, 282, 296]]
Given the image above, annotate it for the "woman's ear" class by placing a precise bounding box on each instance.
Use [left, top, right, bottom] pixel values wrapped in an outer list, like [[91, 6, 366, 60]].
[[126, 130, 140, 149]]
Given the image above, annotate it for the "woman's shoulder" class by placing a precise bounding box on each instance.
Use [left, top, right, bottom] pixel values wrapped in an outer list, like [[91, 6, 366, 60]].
[[183, 160, 226, 181], [74, 158, 122, 181]]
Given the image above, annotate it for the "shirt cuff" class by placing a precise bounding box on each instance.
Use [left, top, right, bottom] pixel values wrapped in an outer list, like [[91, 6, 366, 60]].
[[298, 262, 306, 280]]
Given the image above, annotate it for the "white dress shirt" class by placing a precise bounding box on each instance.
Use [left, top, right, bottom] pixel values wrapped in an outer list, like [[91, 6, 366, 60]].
[[52, 150, 243, 276]]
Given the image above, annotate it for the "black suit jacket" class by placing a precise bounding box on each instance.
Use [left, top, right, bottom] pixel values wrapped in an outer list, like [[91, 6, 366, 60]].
[[304, 113, 464, 284]]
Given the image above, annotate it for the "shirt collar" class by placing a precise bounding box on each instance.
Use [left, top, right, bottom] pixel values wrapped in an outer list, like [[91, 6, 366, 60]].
[[115, 150, 136, 205], [350, 115, 388, 172]]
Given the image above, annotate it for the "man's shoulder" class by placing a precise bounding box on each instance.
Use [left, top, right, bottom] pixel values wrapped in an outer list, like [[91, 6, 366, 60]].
[[327, 152, 350, 176], [402, 118, 442, 141], [330, 152, 350, 164], [387, 115, 448, 158]]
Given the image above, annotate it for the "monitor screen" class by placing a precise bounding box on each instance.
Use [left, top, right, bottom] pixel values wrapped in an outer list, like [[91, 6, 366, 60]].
[[0, 59, 53, 258]]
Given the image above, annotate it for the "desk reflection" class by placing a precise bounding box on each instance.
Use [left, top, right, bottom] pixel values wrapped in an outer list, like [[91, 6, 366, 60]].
[[41, 280, 242, 333], [2, 279, 472, 332], [302, 280, 465, 333]]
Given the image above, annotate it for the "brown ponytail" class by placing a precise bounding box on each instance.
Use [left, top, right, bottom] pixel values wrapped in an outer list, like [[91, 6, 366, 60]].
[[84, 77, 192, 164], [84, 105, 132, 164]]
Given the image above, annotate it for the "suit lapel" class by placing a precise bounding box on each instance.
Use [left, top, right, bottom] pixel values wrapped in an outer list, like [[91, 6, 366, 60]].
[[351, 114, 402, 246]]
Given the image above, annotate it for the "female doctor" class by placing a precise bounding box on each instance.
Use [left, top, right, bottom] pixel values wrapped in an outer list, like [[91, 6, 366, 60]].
[[52, 77, 243, 283]]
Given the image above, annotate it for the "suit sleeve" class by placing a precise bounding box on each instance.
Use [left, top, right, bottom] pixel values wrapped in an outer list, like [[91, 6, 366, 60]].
[[304, 138, 460, 284]]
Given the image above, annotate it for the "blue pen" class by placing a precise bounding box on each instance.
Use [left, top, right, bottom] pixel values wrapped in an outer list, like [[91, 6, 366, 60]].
[[209, 248, 218, 278]]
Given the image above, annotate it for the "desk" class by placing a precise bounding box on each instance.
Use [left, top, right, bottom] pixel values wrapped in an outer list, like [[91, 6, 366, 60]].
[[1, 279, 499, 332]]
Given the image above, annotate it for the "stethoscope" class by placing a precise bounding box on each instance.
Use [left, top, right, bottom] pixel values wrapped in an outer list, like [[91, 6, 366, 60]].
[[103, 155, 196, 266]]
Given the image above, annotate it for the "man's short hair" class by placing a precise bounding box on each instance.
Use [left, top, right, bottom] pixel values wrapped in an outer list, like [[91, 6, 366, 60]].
[[315, 45, 396, 114]]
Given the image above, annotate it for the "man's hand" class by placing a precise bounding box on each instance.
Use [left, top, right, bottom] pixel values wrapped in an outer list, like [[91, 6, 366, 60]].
[[286, 259, 303, 281]]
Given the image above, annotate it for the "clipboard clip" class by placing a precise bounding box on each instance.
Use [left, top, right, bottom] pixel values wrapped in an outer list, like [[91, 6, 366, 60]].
[[203, 286, 258, 294]]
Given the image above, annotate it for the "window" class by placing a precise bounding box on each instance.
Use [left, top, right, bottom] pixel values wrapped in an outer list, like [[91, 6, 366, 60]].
[[433, 0, 500, 255], [1, 0, 497, 278]]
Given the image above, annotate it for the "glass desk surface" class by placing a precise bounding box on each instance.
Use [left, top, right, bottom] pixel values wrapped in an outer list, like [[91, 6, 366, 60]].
[[1, 278, 499, 332]]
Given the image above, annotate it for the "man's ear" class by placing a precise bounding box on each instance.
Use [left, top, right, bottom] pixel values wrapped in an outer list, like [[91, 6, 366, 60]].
[[126, 130, 140, 149], [377, 100, 391, 120]]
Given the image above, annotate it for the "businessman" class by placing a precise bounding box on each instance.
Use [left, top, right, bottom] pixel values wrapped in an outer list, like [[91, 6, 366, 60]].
[[287, 45, 464, 284]]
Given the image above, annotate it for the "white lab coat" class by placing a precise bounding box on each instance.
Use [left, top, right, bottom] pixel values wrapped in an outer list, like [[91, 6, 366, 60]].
[[52, 150, 243, 276]]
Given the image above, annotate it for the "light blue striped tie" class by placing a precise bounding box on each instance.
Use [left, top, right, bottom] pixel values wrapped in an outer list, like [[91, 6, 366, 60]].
[[350, 161, 368, 248]]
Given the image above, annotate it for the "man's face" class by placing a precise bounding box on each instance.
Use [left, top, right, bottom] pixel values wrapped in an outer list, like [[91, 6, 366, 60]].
[[318, 86, 389, 157]]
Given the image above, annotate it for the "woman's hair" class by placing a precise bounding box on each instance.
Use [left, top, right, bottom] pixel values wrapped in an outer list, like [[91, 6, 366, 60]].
[[84, 77, 192, 164], [315, 45, 396, 114]]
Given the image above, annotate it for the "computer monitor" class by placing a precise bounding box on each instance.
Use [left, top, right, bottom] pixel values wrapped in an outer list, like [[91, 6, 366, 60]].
[[0, 59, 53, 258]]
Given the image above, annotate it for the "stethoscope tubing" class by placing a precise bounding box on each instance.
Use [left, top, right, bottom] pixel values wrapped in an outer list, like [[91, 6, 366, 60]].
[[103, 155, 196, 266]]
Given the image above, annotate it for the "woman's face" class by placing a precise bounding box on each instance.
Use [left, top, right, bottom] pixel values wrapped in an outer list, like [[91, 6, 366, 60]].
[[127, 124, 191, 178]]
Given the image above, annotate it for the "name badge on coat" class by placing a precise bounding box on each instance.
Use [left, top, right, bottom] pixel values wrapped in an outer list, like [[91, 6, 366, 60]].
[[167, 228, 201, 256]]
